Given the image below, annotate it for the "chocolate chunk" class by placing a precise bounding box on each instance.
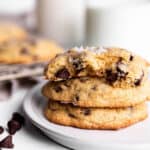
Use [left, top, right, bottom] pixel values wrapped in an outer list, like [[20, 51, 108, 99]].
[[7, 120, 22, 135], [54, 86, 62, 92], [105, 59, 129, 84], [0, 135, 14, 148], [20, 47, 29, 55], [55, 68, 70, 79], [83, 109, 91, 116], [12, 112, 25, 125], [129, 55, 134, 61], [105, 69, 118, 84], [68, 113, 76, 118], [0, 126, 4, 134], [134, 71, 144, 86]]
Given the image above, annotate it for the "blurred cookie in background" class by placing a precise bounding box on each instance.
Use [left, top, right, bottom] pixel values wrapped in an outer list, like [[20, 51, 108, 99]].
[[0, 37, 63, 64], [0, 22, 27, 43]]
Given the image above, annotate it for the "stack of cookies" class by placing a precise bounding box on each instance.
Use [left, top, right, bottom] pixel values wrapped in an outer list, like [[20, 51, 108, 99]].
[[42, 47, 150, 129]]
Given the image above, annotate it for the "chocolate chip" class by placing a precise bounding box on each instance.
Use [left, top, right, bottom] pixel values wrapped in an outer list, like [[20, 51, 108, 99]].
[[54, 86, 62, 93], [134, 71, 144, 86], [55, 68, 70, 79], [74, 95, 80, 101], [105, 69, 118, 84], [71, 58, 84, 73], [0, 126, 4, 134], [129, 55, 134, 61], [83, 109, 91, 116], [68, 113, 76, 118], [20, 47, 29, 55], [7, 120, 22, 135], [105, 59, 129, 84], [0, 135, 14, 148], [12, 113, 25, 125]]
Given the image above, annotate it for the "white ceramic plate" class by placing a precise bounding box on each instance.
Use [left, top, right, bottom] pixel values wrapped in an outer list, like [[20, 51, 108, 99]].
[[23, 83, 150, 150]]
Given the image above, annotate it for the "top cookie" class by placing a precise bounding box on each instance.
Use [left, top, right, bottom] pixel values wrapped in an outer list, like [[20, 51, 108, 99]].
[[0, 37, 63, 64], [0, 23, 27, 43], [45, 47, 149, 88]]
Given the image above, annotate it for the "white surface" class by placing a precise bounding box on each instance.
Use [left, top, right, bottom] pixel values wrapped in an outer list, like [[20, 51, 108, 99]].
[[0, 88, 67, 150], [86, 0, 150, 61], [0, 0, 35, 14], [23, 83, 150, 150]]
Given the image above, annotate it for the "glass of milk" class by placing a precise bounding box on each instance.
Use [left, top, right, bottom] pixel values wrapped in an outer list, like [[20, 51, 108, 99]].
[[86, 0, 150, 59], [36, 0, 85, 48]]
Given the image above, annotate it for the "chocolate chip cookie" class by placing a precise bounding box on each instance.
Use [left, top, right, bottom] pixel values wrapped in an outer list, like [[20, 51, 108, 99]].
[[0, 38, 63, 63], [42, 77, 150, 108], [45, 47, 149, 88], [45, 101, 148, 129], [0, 23, 27, 43]]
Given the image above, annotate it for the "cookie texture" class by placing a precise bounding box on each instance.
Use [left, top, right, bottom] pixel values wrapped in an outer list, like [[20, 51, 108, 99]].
[[0, 23, 27, 43], [44, 47, 149, 88], [42, 77, 150, 108], [45, 101, 148, 130], [0, 38, 63, 63]]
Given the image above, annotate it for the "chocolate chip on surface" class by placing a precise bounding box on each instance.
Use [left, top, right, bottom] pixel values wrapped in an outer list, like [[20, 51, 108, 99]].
[[12, 112, 25, 125], [0, 135, 14, 148], [0, 126, 4, 134], [7, 120, 22, 135], [55, 68, 70, 79]]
